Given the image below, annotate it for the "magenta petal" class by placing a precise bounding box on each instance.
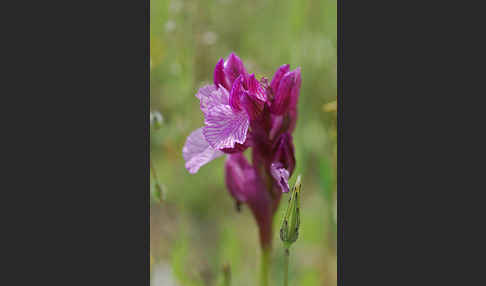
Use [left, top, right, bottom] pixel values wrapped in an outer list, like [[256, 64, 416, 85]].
[[225, 154, 274, 247], [270, 162, 290, 193], [270, 71, 295, 115], [214, 58, 230, 90], [270, 68, 301, 115], [270, 64, 290, 95], [225, 153, 254, 202], [203, 104, 249, 150], [289, 67, 302, 111], [197, 84, 229, 114], [229, 75, 244, 111], [247, 74, 267, 102], [224, 53, 247, 85], [183, 128, 224, 174], [288, 108, 298, 133], [269, 115, 284, 140], [287, 68, 301, 132], [272, 132, 296, 175], [241, 90, 264, 121]]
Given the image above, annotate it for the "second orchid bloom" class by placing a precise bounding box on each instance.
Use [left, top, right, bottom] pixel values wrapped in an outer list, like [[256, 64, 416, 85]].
[[183, 53, 301, 249]]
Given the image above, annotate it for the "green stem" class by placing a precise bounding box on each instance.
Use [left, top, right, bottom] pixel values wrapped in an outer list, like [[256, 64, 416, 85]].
[[223, 264, 231, 286], [260, 248, 271, 286], [284, 248, 289, 286]]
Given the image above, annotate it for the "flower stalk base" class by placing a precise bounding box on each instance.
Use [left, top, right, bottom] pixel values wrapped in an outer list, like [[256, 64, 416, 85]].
[[260, 248, 271, 286]]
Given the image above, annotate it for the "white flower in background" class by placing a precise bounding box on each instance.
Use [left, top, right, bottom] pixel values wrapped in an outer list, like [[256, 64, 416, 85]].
[[165, 21, 176, 33], [202, 31, 218, 46]]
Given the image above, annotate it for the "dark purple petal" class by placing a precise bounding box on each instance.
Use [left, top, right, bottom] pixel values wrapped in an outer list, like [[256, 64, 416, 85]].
[[288, 108, 298, 133], [214, 58, 230, 90], [246, 74, 267, 102], [287, 68, 301, 132], [270, 64, 290, 95], [229, 75, 244, 111], [270, 162, 290, 193], [203, 104, 249, 150], [230, 74, 266, 120], [269, 115, 284, 140], [183, 128, 224, 174], [272, 132, 296, 175], [288, 67, 302, 111], [270, 71, 296, 115], [221, 142, 249, 153], [240, 91, 264, 121], [224, 53, 247, 85], [225, 153, 254, 202]]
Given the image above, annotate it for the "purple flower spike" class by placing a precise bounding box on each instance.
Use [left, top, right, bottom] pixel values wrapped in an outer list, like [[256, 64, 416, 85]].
[[270, 68, 301, 115], [183, 53, 302, 251]]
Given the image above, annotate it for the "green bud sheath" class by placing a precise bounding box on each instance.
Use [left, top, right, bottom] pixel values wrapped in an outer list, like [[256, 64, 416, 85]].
[[280, 175, 302, 249]]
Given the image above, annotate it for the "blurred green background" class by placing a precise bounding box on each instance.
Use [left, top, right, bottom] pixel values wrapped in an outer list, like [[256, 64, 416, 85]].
[[150, 0, 337, 285]]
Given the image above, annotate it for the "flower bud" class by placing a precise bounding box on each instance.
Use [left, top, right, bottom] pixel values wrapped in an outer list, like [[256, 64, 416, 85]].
[[229, 74, 266, 120], [280, 175, 302, 249], [270, 68, 301, 115], [246, 73, 267, 102], [224, 52, 247, 85], [214, 58, 230, 90], [241, 90, 265, 121], [270, 64, 290, 96]]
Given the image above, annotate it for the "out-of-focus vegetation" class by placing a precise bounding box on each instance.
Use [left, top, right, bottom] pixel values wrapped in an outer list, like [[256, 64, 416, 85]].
[[150, 0, 337, 285]]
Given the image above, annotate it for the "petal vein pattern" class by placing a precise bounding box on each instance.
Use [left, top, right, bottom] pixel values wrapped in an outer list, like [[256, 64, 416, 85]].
[[203, 104, 250, 150], [196, 84, 229, 114]]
